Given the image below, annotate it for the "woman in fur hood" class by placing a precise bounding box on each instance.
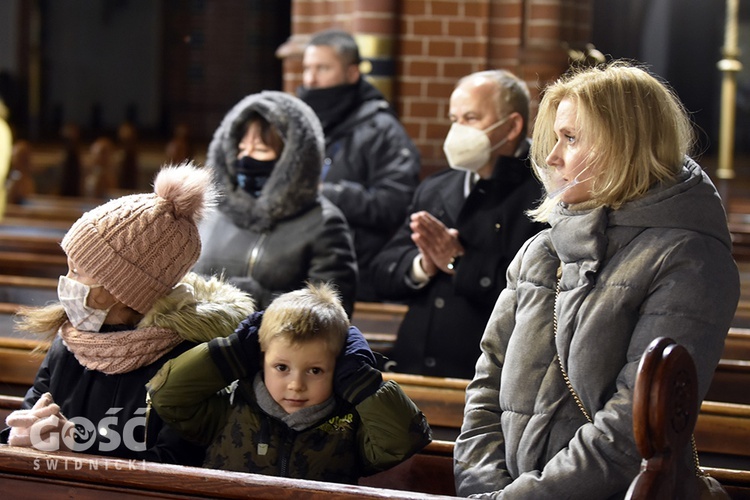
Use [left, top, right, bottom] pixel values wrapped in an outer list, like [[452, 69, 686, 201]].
[[192, 91, 358, 316], [1, 163, 256, 466]]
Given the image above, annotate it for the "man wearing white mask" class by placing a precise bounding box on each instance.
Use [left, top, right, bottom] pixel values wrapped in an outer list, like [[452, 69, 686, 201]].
[[370, 70, 546, 380]]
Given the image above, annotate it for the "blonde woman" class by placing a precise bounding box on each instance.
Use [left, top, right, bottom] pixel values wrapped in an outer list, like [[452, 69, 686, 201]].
[[454, 61, 739, 498]]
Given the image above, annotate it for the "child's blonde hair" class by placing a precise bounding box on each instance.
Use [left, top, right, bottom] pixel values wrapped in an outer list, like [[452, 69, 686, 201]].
[[258, 282, 349, 356]]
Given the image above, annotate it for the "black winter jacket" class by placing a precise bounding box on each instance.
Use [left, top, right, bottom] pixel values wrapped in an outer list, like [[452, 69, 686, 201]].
[[16, 336, 204, 464], [193, 91, 358, 315], [316, 79, 421, 301], [371, 146, 546, 378]]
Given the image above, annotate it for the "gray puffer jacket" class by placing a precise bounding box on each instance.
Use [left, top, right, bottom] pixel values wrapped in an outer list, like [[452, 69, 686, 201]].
[[454, 159, 740, 499], [193, 91, 358, 315]]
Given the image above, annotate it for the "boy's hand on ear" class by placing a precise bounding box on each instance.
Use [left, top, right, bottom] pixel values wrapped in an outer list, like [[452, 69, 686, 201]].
[[234, 311, 263, 365], [334, 326, 383, 405], [208, 311, 264, 383]]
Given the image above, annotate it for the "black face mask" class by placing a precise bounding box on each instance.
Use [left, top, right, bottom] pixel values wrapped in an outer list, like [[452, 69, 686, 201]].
[[297, 82, 361, 133], [235, 156, 276, 197]]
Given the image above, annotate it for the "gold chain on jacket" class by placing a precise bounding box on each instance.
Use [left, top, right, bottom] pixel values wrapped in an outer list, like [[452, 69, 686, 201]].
[[555, 263, 708, 478], [554, 263, 592, 423]]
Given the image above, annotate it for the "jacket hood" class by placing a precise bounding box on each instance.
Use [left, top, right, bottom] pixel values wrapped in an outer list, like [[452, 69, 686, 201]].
[[139, 272, 256, 344], [206, 91, 324, 231], [607, 158, 732, 251]]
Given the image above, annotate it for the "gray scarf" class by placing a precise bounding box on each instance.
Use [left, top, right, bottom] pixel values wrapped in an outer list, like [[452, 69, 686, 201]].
[[252, 373, 337, 431]]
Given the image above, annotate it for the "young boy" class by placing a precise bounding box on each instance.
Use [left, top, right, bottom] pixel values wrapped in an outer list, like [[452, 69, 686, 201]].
[[146, 282, 431, 483]]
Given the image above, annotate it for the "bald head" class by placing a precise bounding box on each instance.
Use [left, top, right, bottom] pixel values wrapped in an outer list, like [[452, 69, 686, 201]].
[[454, 71, 530, 138], [448, 71, 530, 170]]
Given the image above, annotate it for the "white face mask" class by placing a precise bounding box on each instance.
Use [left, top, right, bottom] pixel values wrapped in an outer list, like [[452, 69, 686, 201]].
[[442, 115, 512, 173], [58, 276, 113, 332], [532, 159, 593, 200]]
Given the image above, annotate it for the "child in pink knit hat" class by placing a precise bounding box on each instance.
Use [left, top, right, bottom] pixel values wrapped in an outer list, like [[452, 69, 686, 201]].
[[1, 162, 255, 465]]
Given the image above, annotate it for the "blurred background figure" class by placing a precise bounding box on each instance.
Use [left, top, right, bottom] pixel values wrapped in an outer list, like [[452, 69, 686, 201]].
[[192, 91, 358, 316], [371, 70, 545, 379], [297, 29, 421, 302], [0, 98, 12, 218], [165, 122, 194, 165], [6, 140, 37, 204], [59, 122, 84, 197], [117, 121, 140, 191], [83, 136, 118, 199]]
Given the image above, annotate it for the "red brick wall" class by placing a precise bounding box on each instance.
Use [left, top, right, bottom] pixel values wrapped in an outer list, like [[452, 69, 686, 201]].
[[281, 0, 592, 177]]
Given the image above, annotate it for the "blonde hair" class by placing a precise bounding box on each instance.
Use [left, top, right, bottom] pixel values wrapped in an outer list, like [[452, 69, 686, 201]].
[[528, 60, 694, 222], [258, 282, 349, 356], [15, 303, 68, 343]]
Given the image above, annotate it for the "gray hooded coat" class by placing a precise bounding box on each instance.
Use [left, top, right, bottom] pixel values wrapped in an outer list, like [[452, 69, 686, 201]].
[[454, 159, 740, 499], [192, 91, 358, 315]]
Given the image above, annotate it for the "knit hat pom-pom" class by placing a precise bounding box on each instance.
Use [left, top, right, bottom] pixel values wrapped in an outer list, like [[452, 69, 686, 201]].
[[154, 162, 217, 223]]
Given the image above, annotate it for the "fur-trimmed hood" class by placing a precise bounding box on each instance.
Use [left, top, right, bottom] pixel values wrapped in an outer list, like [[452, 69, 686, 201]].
[[206, 91, 324, 232], [138, 272, 256, 344]]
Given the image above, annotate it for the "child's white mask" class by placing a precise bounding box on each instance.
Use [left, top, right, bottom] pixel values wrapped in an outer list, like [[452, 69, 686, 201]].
[[442, 115, 511, 173], [57, 276, 112, 332]]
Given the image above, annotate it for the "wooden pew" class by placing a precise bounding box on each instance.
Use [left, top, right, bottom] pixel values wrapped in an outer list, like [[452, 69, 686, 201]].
[[0, 251, 68, 279], [0, 444, 459, 499], [724, 328, 750, 360], [0, 275, 58, 307], [2, 387, 748, 497], [705, 358, 750, 405], [4, 203, 85, 223], [11, 193, 101, 212], [0, 336, 748, 455], [625, 336, 750, 500], [728, 213, 750, 262], [0, 394, 23, 425], [379, 371, 750, 468], [0, 337, 48, 396], [626, 337, 700, 498], [1, 359, 749, 496], [351, 302, 404, 354], [0, 217, 72, 233], [0, 232, 64, 256]]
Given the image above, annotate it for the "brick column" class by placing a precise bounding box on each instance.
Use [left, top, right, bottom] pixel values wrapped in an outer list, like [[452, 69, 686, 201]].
[[353, 0, 398, 102]]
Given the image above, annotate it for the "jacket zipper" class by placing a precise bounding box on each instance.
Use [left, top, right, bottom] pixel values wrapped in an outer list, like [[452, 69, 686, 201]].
[[247, 233, 267, 276], [279, 427, 295, 477]]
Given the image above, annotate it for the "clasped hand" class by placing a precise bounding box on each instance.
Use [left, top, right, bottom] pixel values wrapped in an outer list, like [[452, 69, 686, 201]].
[[5, 392, 74, 451], [410, 211, 464, 276]]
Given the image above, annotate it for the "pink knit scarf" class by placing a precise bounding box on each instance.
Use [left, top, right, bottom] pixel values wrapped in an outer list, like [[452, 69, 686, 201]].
[[59, 323, 183, 375]]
